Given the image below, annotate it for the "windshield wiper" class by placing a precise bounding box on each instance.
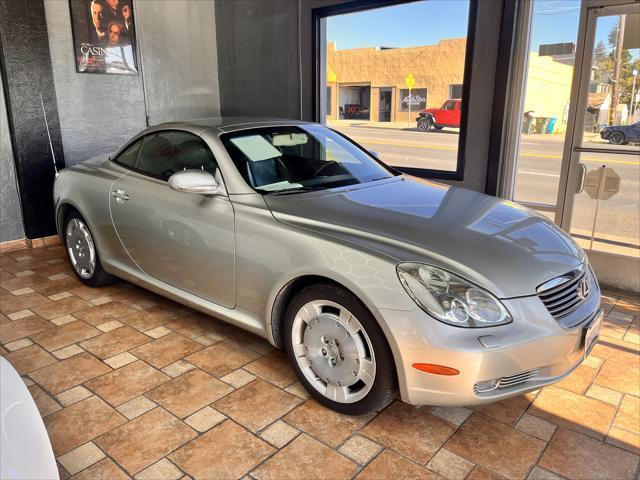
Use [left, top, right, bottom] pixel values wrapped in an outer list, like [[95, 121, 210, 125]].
[[263, 186, 328, 196]]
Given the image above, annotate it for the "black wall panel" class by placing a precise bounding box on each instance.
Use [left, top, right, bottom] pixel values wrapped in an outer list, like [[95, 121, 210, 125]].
[[0, 0, 64, 238]]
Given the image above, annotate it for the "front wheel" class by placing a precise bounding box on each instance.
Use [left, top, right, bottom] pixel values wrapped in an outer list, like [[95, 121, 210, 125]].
[[417, 118, 433, 132], [608, 132, 625, 145], [284, 283, 396, 415]]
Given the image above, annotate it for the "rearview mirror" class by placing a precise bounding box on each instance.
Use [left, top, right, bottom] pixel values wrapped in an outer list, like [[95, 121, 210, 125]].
[[168, 170, 221, 194]]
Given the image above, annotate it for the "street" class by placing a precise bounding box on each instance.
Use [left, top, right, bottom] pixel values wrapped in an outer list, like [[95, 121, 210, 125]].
[[331, 124, 640, 255]]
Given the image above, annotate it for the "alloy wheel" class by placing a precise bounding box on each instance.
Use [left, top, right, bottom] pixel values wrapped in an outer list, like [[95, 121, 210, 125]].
[[66, 218, 96, 279]]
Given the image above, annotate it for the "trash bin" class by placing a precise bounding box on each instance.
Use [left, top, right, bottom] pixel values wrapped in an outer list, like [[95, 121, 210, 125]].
[[546, 117, 557, 134], [535, 117, 550, 134], [522, 114, 535, 134]]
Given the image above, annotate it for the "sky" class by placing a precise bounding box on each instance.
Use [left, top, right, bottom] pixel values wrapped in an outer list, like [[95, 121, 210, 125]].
[[326, 0, 633, 56]]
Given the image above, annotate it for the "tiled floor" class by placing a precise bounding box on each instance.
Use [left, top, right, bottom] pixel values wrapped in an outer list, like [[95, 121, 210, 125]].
[[1, 245, 639, 480]]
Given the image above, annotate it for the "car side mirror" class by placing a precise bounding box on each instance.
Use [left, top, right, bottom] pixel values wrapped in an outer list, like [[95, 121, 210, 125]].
[[168, 170, 222, 195]]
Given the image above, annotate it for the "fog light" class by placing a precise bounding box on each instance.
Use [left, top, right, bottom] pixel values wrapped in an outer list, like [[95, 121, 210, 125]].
[[474, 379, 499, 393], [412, 363, 460, 376]]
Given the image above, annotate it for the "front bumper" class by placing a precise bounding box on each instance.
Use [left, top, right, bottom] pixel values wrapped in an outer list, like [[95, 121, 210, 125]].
[[375, 295, 601, 406]]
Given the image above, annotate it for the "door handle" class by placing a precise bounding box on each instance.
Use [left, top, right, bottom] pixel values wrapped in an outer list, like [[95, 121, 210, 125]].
[[576, 163, 587, 193], [111, 189, 130, 201]]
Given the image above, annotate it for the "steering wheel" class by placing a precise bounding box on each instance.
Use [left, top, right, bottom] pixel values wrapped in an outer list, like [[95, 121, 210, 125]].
[[314, 160, 340, 177]]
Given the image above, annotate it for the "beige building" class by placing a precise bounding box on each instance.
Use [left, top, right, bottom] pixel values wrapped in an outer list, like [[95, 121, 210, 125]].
[[327, 39, 575, 132]]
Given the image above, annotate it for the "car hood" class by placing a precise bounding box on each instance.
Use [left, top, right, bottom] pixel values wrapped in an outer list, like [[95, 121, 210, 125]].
[[263, 177, 584, 298]]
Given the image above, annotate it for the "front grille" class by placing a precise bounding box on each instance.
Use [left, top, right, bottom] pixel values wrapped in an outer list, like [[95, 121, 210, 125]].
[[537, 266, 591, 320], [496, 368, 539, 389]]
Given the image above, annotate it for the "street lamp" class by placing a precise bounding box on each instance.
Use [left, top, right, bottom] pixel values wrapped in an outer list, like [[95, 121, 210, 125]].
[[630, 68, 638, 120]]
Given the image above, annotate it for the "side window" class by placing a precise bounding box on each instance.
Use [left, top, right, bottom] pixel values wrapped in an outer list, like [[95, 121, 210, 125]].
[[443, 101, 456, 111], [136, 131, 218, 180], [115, 139, 142, 168]]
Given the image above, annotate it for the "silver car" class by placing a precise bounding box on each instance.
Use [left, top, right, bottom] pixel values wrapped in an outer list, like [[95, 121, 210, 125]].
[[53, 117, 602, 415]]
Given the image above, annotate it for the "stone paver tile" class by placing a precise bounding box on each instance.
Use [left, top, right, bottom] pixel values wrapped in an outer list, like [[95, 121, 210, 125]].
[[539, 428, 639, 480], [80, 326, 150, 359], [338, 434, 382, 465], [164, 312, 227, 341], [120, 305, 178, 332], [135, 458, 182, 480], [71, 458, 129, 480], [445, 413, 545, 480], [582, 355, 604, 369], [606, 426, 640, 455], [361, 401, 454, 464], [555, 364, 599, 395], [430, 406, 473, 427], [171, 420, 274, 479], [58, 442, 105, 475], [0, 315, 51, 343], [52, 314, 78, 326], [161, 359, 196, 378], [528, 386, 616, 440], [116, 395, 157, 420], [74, 301, 137, 326], [4, 337, 33, 351], [284, 381, 311, 400], [284, 399, 372, 448], [10, 287, 34, 295], [184, 406, 226, 433], [31, 320, 99, 352], [186, 340, 261, 377], [0, 292, 51, 315], [144, 326, 171, 339], [96, 320, 123, 332], [146, 368, 232, 418], [104, 351, 138, 369], [90, 296, 113, 306], [252, 433, 356, 480], [57, 386, 93, 407], [96, 407, 197, 476], [7, 309, 34, 321], [527, 466, 565, 480], [28, 384, 62, 417], [427, 448, 475, 480], [53, 344, 84, 360], [32, 296, 91, 320], [594, 356, 639, 396], [85, 360, 169, 406], [515, 413, 557, 442], [132, 333, 203, 369], [466, 466, 506, 480], [220, 368, 256, 388], [259, 419, 300, 448], [21, 376, 34, 387], [214, 379, 301, 432], [5, 343, 56, 374], [585, 383, 623, 405], [609, 309, 635, 323], [613, 394, 640, 434], [44, 395, 126, 456], [355, 449, 436, 480], [472, 395, 531, 427], [244, 349, 297, 388], [31, 352, 111, 394], [48, 291, 73, 301]]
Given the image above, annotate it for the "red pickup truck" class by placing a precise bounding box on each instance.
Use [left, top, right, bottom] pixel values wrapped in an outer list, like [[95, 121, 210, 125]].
[[416, 99, 462, 132]]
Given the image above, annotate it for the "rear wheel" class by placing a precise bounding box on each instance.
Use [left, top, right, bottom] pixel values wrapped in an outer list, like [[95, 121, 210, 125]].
[[609, 131, 625, 145], [284, 283, 396, 415], [64, 211, 117, 287]]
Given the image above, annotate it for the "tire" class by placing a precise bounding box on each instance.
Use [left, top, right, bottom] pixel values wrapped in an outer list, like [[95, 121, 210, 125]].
[[417, 117, 433, 132], [609, 132, 625, 145], [283, 283, 396, 415], [64, 211, 117, 287]]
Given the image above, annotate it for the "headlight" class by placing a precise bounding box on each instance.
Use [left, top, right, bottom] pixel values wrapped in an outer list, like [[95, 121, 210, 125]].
[[396, 263, 512, 327]]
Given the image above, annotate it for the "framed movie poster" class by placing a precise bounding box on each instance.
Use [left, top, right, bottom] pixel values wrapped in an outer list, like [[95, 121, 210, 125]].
[[69, 0, 138, 74]]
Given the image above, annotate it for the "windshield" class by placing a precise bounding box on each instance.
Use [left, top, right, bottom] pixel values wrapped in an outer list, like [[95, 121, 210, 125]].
[[220, 125, 393, 194]]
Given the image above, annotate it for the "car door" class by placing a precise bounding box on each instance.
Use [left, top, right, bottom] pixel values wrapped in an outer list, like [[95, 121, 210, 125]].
[[109, 130, 235, 308], [440, 100, 457, 126]]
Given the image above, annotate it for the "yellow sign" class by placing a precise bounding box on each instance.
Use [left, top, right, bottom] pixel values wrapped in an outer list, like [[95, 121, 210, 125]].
[[405, 73, 415, 89]]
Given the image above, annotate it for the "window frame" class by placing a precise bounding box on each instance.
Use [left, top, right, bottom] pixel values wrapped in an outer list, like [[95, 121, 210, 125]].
[[312, 0, 478, 181], [110, 129, 220, 183]]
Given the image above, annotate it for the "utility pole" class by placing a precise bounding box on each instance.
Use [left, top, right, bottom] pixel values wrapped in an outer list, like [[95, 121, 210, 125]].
[[609, 15, 626, 126], [630, 69, 638, 120]]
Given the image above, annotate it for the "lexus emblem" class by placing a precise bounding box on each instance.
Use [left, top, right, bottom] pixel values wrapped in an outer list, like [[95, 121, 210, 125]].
[[576, 278, 590, 300]]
